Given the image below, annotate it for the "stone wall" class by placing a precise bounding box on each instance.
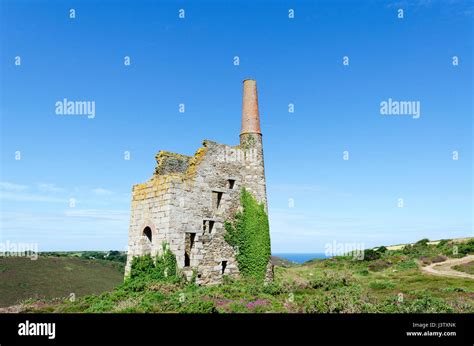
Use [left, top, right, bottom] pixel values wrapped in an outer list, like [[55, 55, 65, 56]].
[[125, 134, 271, 285]]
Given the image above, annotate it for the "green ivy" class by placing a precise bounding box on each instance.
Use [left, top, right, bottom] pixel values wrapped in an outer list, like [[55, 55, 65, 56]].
[[224, 188, 271, 282], [161, 243, 177, 278]]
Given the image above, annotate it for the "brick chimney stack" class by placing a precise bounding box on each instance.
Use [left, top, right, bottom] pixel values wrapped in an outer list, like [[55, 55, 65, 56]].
[[239, 79, 267, 213], [240, 79, 261, 135]]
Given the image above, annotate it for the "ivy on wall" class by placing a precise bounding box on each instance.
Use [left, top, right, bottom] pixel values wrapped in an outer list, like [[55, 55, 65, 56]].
[[224, 188, 271, 281]]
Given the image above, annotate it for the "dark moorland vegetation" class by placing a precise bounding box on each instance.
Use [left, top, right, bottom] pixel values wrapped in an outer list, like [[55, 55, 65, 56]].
[[40, 250, 127, 264], [0, 256, 124, 307]]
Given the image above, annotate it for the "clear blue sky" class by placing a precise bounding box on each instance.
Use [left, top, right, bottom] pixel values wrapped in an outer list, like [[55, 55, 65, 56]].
[[0, 0, 472, 252]]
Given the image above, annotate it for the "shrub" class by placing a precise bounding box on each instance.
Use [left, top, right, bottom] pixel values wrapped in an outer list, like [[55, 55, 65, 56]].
[[406, 293, 454, 313], [378, 292, 455, 313], [458, 239, 474, 255], [127, 244, 179, 285], [322, 259, 342, 268], [310, 271, 355, 290], [368, 259, 391, 272], [153, 244, 178, 280], [129, 254, 155, 279], [224, 188, 271, 282], [395, 259, 418, 270], [431, 255, 447, 264], [261, 282, 283, 295], [228, 300, 250, 313], [416, 238, 430, 246], [419, 256, 431, 265], [363, 249, 381, 261], [121, 276, 148, 292], [178, 299, 217, 313], [403, 239, 433, 257], [369, 280, 396, 290], [305, 285, 369, 313], [441, 287, 466, 293], [436, 239, 449, 248], [402, 244, 414, 255]]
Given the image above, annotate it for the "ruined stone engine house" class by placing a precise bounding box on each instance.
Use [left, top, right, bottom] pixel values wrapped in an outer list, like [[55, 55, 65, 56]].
[[125, 80, 270, 285]]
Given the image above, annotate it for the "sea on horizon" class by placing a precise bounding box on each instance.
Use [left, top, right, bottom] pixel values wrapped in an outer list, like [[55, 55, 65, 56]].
[[272, 253, 328, 264]]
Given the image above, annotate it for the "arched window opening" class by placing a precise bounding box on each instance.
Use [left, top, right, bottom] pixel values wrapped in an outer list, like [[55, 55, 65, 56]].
[[143, 226, 152, 243]]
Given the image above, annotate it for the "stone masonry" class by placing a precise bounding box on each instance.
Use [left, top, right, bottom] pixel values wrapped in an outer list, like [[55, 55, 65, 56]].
[[125, 80, 272, 285]]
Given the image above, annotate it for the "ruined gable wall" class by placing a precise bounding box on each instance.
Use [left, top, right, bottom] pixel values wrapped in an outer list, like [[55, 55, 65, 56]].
[[125, 175, 178, 276]]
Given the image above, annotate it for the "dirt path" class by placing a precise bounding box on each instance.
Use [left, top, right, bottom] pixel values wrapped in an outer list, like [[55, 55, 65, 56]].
[[421, 255, 474, 280]]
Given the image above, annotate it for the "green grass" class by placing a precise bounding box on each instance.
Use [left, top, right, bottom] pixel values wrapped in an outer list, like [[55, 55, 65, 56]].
[[453, 261, 474, 275], [369, 280, 396, 290], [0, 256, 124, 307], [24, 252, 473, 313], [5, 238, 474, 313]]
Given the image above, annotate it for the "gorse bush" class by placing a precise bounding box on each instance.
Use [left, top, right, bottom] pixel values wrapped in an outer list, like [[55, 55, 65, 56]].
[[363, 249, 381, 261], [457, 239, 474, 255], [416, 238, 430, 246], [401, 238, 440, 258], [224, 188, 271, 282], [362, 246, 389, 261]]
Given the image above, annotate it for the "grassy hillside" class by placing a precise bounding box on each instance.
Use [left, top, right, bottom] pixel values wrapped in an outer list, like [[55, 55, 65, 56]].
[[0, 256, 124, 307], [453, 261, 474, 275], [13, 237, 474, 313], [270, 256, 297, 268]]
